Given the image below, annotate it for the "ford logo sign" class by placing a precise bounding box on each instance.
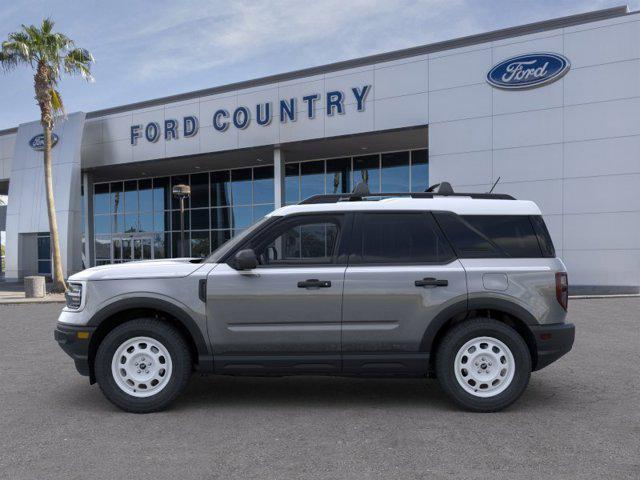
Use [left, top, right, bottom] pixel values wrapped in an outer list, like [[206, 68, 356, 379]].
[[487, 53, 570, 90], [29, 133, 59, 151]]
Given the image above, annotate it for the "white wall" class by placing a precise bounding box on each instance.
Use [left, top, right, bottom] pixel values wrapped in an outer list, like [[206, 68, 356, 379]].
[[0, 132, 16, 180], [427, 13, 640, 290]]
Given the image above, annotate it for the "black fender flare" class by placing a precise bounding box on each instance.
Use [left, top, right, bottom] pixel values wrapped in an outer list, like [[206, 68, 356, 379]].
[[420, 296, 538, 353], [419, 298, 468, 353], [467, 297, 538, 325], [87, 297, 212, 370]]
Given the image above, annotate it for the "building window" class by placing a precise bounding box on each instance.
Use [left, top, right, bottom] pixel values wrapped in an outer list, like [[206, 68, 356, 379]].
[[284, 148, 428, 204]]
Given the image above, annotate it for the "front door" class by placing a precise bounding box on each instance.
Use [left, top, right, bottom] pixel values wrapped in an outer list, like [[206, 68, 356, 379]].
[[341, 212, 468, 374], [206, 213, 349, 373]]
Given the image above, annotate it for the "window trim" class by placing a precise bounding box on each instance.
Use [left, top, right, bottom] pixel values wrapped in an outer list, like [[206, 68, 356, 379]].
[[348, 211, 457, 266]]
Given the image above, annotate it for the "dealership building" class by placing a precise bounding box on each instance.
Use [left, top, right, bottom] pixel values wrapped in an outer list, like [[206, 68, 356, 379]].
[[0, 6, 638, 294]]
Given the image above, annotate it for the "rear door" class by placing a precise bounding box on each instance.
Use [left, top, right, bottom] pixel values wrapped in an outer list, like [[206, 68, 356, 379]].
[[341, 211, 467, 374]]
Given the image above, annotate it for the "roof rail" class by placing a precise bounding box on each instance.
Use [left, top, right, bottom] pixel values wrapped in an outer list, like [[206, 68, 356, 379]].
[[299, 191, 516, 204]]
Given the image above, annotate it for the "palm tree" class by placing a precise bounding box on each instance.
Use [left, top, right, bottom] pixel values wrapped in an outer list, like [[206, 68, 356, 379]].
[[0, 18, 93, 292]]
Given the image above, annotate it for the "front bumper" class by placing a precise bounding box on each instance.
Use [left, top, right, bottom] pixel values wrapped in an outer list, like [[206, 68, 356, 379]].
[[54, 323, 96, 377], [531, 322, 575, 371]]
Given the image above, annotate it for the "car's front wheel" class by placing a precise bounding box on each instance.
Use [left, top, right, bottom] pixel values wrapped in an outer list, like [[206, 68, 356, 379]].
[[94, 319, 191, 413], [436, 318, 531, 412]]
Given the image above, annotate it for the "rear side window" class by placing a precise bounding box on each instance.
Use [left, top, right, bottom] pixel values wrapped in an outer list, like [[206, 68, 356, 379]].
[[462, 215, 542, 258], [433, 212, 502, 258], [353, 212, 455, 264], [434, 212, 550, 258], [530, 215, 556, 258]]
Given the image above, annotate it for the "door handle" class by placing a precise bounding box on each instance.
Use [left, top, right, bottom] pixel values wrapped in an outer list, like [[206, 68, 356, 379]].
[[297, 279, 331, 289], [415, 277, 448, 287]]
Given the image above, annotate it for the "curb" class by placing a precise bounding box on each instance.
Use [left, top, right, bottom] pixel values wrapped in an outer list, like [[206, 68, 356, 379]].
[[569, 294, 640, 299], [0, 296, 66, 305]]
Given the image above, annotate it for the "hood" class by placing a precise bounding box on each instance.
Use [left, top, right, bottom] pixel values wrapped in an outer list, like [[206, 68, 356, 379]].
[[69, 258, 206, 281]]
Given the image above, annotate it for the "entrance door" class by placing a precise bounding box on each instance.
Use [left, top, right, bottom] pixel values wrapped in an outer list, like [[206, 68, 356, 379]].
[[206, 213, 349, 373], [113, 235, 154, 262]]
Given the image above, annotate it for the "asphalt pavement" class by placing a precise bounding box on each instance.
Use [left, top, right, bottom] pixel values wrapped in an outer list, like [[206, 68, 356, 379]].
[[0, 298, 638, 479]]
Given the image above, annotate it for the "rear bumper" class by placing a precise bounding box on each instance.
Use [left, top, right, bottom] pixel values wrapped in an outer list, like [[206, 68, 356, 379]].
[[531, 322, 575, 371], [54, 323, 96, 377]]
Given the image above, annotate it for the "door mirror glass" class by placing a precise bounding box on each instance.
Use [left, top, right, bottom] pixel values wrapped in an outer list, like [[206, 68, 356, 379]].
[[231, 249, 258, 270]]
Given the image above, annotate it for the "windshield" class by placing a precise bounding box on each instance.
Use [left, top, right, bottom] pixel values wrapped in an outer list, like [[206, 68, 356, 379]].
[[206, 216, 274, 263]]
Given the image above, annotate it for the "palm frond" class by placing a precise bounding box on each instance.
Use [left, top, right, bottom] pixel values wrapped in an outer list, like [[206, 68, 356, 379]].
[[1, 31, 33, 67], [50, 87, 64, 114], [64, 47, 94, 81], [41, 17, 55, 35]]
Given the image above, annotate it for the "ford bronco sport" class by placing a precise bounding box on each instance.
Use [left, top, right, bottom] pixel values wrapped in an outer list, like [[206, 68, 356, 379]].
[[55, 183, 575, 413]]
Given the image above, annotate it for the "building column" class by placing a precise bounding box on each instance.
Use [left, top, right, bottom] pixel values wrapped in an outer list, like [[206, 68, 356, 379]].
[[273, 147, 285, 209], [82, 172, 94, 269]]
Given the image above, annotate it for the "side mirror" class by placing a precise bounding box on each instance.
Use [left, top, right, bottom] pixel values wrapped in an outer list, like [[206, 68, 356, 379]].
[[230, 249, 258, 270]]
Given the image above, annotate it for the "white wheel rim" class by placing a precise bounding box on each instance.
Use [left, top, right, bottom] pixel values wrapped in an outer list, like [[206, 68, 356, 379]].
[[110, 336, 173, 398], [454, 336, 515, 398]]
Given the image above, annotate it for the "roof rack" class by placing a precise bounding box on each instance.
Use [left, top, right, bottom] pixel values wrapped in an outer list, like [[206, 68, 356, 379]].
[[299, 191, 516, 204]]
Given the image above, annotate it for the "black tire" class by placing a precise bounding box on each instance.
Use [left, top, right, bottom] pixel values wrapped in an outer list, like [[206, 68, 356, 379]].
[[94, 318, 192, 413], [436, 318, 531, 412]]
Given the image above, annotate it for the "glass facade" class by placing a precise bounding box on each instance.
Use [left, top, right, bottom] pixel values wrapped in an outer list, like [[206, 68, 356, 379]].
[[93, 165, 274, 264], [284, 149, 428, 204], [92, 148, 427, 264]]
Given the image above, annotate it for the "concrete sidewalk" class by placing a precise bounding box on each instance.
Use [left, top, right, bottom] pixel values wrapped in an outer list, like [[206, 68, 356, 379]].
[[0, 282, 65, 304]]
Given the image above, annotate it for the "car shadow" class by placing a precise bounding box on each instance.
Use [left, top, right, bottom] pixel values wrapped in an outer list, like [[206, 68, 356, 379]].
[[174, 375, 454, 411], [58, 373, 567, 414]]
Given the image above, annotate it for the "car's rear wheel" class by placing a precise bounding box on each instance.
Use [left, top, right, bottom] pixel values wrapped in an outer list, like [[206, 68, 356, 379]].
[[95, 319, 191, 413], [436, 318, 531, 412]]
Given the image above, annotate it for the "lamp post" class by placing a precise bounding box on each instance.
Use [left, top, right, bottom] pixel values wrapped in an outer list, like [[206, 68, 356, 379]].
[[172, 184, 191, 257]]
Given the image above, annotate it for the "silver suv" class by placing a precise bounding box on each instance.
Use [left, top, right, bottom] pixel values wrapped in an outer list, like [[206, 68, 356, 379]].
[[55, 185, 574, 413]]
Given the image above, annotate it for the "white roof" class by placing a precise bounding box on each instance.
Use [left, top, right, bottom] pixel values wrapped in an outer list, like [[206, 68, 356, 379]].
[[270, 197, 542, 217]]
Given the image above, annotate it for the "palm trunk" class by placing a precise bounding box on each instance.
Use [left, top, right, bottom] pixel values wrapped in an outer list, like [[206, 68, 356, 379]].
[[35, 63, 65, 293], [43, 125, 66, 292]]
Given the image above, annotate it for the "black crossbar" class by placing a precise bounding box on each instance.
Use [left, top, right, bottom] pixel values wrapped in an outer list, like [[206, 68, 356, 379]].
[[299, 192, 516, 204]]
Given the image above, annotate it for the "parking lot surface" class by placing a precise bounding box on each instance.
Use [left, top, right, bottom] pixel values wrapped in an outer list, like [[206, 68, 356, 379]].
[[0, 298, 638, 479]]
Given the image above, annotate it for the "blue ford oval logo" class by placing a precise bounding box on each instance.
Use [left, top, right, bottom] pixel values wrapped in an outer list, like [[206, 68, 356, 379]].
[[487, 53, 570, 90], [29, 133, 59, 151]]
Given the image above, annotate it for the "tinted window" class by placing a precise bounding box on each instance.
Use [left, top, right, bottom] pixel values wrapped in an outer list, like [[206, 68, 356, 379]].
[[462, 215, 542, 258], [435, 212, 544, 258], [256, 218, 341, 265], [355, 213, 454, 264], [530, 215, 556, 258]]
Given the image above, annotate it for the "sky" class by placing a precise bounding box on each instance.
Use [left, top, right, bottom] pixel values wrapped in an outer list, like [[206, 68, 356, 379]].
[[0, 0, 638, 130]]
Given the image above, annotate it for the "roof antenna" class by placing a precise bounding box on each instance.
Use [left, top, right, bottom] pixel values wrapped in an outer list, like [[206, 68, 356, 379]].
[[488, 176, 501, 194]]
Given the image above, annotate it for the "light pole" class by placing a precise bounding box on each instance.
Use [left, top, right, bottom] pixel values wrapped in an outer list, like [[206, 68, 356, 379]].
[[172, 184, 191, 257]]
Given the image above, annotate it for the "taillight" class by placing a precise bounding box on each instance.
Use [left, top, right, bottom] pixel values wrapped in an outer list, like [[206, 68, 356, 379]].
[[555, 272, 568, 311]]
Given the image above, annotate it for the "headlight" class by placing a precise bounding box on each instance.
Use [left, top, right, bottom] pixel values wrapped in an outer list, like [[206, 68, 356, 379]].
[[65, 283, 83, 309]]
